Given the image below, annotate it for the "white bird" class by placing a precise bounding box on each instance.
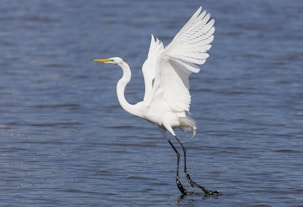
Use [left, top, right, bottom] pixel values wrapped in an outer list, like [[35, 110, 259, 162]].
[[93, 6, 218, 196]]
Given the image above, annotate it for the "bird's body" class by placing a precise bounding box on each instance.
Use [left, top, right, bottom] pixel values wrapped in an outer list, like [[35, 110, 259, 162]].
[[114, 57, 196, 136], [93, 6, 219, 196]]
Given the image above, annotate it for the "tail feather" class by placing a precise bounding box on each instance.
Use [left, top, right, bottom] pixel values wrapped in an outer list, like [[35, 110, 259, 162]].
[[178, 116, 197, 139]]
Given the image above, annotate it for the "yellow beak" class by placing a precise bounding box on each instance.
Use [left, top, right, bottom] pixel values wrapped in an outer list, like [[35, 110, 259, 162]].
[[92, 58, 111, 63]]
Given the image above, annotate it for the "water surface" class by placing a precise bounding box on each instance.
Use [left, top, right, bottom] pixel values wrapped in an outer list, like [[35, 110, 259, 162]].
[[1, 0, 303, 206]]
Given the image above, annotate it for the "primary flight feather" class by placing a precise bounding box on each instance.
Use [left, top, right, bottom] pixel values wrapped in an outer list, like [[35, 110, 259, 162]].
[[93, 6, 218, 196]]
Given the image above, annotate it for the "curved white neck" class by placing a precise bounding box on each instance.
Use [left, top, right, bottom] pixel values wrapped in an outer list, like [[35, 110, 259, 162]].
[[116, 61, 143, 118]]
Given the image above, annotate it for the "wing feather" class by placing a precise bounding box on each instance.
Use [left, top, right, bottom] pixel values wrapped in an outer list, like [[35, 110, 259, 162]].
[[142, 35, 164, 102], [143, 7, 215, 113], [165, 7, 215, 69]]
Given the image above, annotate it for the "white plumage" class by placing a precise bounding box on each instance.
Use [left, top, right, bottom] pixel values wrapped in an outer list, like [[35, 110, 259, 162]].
[[140, 6, 215, 136], [93, 7, 218, 196]]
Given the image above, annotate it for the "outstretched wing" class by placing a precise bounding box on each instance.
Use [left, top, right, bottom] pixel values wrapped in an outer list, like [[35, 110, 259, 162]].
[[165, 6, 215, 73], [147, 7, 215, 112], [142, 35, 164, 102]]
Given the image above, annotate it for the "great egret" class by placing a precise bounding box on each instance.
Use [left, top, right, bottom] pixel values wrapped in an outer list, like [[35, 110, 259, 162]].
[[93, 6, 218, 196]]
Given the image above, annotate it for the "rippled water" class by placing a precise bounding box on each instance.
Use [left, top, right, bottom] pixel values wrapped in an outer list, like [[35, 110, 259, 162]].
[[1, 0, 303, 206]]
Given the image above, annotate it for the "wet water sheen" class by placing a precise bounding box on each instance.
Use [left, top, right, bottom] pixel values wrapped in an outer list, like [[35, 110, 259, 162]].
[[1, 0, 303, 206]]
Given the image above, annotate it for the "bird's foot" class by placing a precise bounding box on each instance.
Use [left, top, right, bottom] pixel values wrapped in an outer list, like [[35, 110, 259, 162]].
[[178, 180, 220, 197], [178, 188, 220, 200], [203, 188, 220, 196], [193, 182, 220, 197], [185, 172, 220, 196]]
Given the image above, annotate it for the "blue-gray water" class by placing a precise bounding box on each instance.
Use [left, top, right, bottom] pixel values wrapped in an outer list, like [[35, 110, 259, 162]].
[[1, 0, 303, 206]]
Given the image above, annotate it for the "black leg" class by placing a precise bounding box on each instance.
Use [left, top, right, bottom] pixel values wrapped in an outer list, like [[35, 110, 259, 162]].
[[167, 139, 191, 195], [173, 136, 219, 196]]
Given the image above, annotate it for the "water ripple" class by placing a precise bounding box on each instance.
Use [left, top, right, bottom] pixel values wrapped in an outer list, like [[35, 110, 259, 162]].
[[0, 0, 302, 206]]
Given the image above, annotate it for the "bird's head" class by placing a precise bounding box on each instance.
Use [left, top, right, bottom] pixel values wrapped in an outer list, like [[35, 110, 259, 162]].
[[92, 57, 124, 65]]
